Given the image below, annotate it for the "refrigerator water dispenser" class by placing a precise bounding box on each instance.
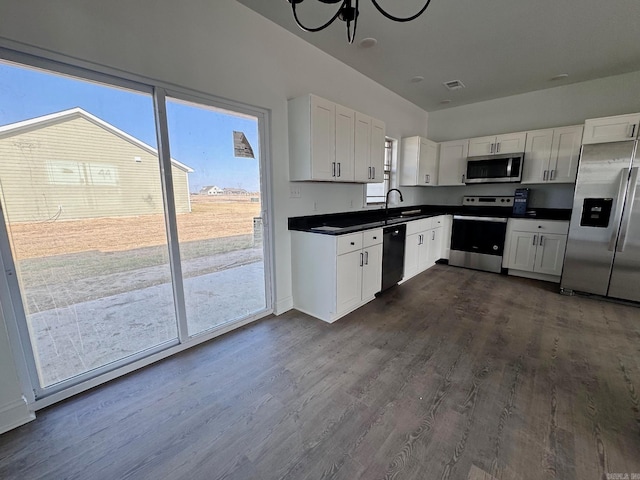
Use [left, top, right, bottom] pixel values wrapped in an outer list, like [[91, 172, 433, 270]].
[[580, 198, 613, 228]]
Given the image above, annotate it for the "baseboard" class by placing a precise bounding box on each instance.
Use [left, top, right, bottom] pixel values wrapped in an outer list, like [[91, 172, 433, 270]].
[[0, 398, 35, 435], [507, 269, 561, 283], [274, 295, 293, 315]]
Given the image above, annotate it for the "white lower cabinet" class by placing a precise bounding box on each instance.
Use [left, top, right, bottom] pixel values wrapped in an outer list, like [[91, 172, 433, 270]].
[[402, 215, 448, 282], [291, 228, 383, 323], [503, 219, 569, 282]]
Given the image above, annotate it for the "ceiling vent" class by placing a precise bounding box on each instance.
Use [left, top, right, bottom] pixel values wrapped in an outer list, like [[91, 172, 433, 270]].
[[443, 80, 466, 91]]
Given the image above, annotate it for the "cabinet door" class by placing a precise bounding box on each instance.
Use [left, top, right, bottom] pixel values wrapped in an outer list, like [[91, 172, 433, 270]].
[[428, 227, 443, 265], [534, 234, 567, 276], [495, 132, 527, 154], [362, 243, 383, 299], [404, 232, 421, 279], [583, 113, 640, 144], [417, 234, 431, 272], [438, 139, 468, 186], [468, 136, 495, 156], [369, 118, 386, 183], [336, 250, 364, 316], [334, 104, 355, 182], [354, 112, 372, 183], [548, 126, 583, 184], [522, 129, 553, 184], [506, 231, 537, 271], [310, 95, 336, 180], [417, 138, 439, 185]]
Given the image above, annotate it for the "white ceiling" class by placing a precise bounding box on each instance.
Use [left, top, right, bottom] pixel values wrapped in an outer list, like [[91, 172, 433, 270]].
[[236, 0, 640, 111]]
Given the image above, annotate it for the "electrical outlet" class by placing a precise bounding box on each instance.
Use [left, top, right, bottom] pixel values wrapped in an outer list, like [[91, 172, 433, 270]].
[[289, 185, 301, 198]]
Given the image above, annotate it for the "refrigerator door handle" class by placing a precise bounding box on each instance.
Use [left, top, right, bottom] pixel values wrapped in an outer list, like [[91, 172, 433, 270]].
[[617, 167, 639, 252], [609, 168, 631, 251]]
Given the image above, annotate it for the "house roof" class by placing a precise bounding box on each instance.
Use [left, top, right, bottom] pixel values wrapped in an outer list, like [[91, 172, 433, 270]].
[[0, 107, 194, 173]]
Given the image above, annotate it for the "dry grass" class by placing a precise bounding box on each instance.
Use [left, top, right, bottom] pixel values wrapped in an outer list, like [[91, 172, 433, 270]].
[[8, 195, 262, 259]]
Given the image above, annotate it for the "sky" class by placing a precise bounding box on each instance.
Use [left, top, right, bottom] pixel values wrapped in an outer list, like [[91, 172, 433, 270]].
[[0, 60, 261, 192]]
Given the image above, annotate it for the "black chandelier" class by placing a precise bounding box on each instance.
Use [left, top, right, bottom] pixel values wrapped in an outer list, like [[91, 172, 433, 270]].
[[288, 0, 433, 44]]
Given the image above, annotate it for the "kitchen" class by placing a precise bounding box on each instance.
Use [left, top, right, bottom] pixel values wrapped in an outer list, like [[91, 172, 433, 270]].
[[288, 105, 640, 322], [1, 1, 640, 478]]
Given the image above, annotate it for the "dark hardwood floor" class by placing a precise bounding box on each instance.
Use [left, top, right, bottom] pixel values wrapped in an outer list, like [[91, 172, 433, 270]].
[[1, 265, 639, 480]]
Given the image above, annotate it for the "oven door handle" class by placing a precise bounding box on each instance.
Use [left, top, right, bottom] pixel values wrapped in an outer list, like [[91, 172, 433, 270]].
[[453, 215, 508, 223]]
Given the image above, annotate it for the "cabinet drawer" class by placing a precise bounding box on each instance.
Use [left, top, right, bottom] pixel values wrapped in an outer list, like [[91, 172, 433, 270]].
[[406, 217, 433, 235], [362, 228, 383, 248], [508, 219, 569, 235], [337, 232, 363, 255], [431, 215, 445, 228]]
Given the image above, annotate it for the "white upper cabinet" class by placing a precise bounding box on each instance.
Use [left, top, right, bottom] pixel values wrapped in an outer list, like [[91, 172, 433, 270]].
[[522, 125, 583, 184], [289, 94, 384, 183], [354, 113, 385, 183], [438, 139, 469, 186], [582, 113, 640, 144], [334, 104, 355, 182], [400, 136, 439, 186], [468, 132, 527, 156]]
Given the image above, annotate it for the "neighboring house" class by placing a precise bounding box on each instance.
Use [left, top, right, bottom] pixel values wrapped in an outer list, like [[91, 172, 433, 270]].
[[222, 187, 250, 196], [0, 108, 193, 222], [199, 185, 223, 196]]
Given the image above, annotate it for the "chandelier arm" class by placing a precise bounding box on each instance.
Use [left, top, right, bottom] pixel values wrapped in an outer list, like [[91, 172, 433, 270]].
[[368, 0, 433, 22], [346, 0, 359, 43], [291, 1, 344, 32]]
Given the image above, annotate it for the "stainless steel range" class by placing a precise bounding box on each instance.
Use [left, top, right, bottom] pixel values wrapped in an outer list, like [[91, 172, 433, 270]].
[[449, 196, 514, 273]]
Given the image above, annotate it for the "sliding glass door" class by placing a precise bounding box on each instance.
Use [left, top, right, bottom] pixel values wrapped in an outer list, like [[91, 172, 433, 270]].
[[0, 55, 271, 397], [165, 97, 267, 336]]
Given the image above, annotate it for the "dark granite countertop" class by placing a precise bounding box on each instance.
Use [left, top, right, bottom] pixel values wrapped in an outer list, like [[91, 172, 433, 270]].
[[288, 204, 572, 236]]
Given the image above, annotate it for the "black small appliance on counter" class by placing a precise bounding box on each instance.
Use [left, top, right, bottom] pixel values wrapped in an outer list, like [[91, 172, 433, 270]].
[[512, 188, 530, 216]]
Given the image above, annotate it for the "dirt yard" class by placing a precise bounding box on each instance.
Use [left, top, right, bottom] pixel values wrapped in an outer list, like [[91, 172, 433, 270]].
[[8, 195, 262, 259]]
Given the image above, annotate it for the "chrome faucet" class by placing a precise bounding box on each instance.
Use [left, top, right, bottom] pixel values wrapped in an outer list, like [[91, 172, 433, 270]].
[[385, 188, 403, 220]]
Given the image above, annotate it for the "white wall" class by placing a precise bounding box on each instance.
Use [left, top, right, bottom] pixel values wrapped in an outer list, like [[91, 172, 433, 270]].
[[0, 304, 34, 434], [428, 71, 640, 141], [0, 0, 429, 427]]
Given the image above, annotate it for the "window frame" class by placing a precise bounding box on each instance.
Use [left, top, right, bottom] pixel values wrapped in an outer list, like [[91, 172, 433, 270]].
[[365, 137, 396, 207]]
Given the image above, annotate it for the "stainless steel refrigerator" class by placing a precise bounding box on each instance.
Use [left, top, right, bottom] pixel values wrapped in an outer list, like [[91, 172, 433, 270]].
[[561, 140, 640, 302]]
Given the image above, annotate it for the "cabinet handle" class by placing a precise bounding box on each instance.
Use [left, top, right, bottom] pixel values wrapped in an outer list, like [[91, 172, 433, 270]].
[[332, 162, 336, 177], [550, 169, 555, 181], [373, 236, 377, 240], [372, 166, 375, 179], [496, 142, 500, 153], [490, 143, 494, 154], [425, 174, 430, 184], [432, 231, 435, 241], [418, 234, 422, 245], [540, 235, 545, 247], [365, 251, 369, 265], [368, 166, 371, 179], [360, 252, 364, 267], [631, 124, 637, 138], [337, 162, 341, 177], [350, 241, 355, 245], [543, 170, 548, 181], [532, 235, 537, 246]]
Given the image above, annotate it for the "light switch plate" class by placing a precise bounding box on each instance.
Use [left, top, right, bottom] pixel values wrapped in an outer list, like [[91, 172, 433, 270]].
[[289, 185, 301, 198]]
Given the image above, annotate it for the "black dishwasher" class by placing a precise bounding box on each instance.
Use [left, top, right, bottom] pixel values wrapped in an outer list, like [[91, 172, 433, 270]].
[[381, 224, 406, 291]]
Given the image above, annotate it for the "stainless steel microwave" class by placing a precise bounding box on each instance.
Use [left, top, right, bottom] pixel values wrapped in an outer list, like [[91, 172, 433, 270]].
[[465, 153, 524, 184]]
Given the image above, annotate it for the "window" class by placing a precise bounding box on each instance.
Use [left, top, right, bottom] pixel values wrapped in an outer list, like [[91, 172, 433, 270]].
[[365, 138, 394, 205]]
